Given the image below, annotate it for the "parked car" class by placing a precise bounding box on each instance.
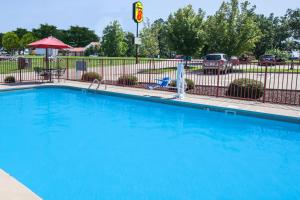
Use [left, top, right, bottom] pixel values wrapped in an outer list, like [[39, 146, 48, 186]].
[[230, 56, 240, 66], [175, 55, 184, 59], [275, 57, 286, 63], [290, 56, 299, 60], [258, 54, 276, 66], [175, 55, 192, 61], [203, 53, 233, 74]]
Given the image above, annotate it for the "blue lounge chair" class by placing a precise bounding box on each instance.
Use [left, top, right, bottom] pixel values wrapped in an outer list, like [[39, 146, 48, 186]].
[[147, 77, 171, 90]]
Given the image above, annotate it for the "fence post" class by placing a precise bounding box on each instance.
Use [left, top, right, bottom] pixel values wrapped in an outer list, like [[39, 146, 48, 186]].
[[291, 59, 294, 70], [123, 59, 125, 76], [148, 59, 152, 84], [19, 68, 22, 83], [262, 64, 268, 103], [56, 58, 59, 82], [17, 57, 22, 83], [216, 66, 220, 97], [123, 59, 125, 86], [101, 59, 104, 80], [66, 58, 69, 80]]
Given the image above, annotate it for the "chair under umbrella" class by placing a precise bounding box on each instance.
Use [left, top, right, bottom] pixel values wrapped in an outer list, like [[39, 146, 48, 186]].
[[29, 36, 71, 82]]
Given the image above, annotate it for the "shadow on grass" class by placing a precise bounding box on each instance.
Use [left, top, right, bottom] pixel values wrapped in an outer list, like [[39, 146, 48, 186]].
[[1, 81, 44, 86]]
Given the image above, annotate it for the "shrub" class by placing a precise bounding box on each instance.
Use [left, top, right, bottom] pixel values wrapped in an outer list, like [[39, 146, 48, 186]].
[[82, 72, 102, 82], [118, 75, 138, 85], [226, 78, 264, 99], [239, 52, 255, 63], [170, 78, 195, 91], [266, 49, 289, 61], [4, 76, 16, 83]]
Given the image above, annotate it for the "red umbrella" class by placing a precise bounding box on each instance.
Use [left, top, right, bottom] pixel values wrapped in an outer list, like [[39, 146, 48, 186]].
[[28, 36, 71, 49], [28, 36, 71, 82]]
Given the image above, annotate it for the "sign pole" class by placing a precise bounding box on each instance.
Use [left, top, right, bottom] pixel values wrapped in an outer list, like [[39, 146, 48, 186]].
[[133, 1, 143, 64], [136, 23, 139, 64]]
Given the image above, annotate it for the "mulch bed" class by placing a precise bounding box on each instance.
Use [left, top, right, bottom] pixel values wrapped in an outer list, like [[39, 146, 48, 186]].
[[103, 81, 300, 106], [188, 86, 300, 106]]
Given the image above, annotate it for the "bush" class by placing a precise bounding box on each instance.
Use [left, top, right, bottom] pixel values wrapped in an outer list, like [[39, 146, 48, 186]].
[[226, 78, 264, 99], [4, 76, 16, 83], [266, 49, 290, 61], [82, 72, 102, 82], [118, 75, 138, 85], [239, 52, 255, 63], [170, 78, 195, 91]]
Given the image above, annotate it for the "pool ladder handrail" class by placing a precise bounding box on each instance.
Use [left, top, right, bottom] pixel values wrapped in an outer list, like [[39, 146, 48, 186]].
[[88, 79, 107, 90]]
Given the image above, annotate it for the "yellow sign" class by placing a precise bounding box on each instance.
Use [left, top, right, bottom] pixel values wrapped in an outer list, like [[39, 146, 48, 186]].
[[133, 1, 144, 23]]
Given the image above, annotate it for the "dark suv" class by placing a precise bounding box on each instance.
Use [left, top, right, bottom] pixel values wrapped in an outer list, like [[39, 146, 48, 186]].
[[258, 55, 276, 66]]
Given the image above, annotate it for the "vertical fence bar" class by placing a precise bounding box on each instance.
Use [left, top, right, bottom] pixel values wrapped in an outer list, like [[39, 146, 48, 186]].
[[101, 59, 104, 79], [148, 59, 152, 84], [262, 64, 268, 103], [216, 66, 220, 97], [66, 57, 69, 80]]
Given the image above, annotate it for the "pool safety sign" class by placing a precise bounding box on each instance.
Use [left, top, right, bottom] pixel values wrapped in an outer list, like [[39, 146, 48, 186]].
[[133, 1, 144, 23], [134, 37, 142, 45]]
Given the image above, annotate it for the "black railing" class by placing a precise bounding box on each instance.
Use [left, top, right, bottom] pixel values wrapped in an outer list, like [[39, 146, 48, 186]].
[[0, 57, 299, 106]]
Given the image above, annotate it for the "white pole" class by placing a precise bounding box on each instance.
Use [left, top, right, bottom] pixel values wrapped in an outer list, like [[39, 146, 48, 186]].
[[175, 63, 185, 99]]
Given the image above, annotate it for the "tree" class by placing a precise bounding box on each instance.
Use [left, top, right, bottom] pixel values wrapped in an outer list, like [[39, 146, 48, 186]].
[[278, 9, 300, 51], [205, 0, 261, 56], [64, 26, 99, 47], [286, 9, 300, 40], [140, 19, 160, 58], [32, 24, 63, 40], [167, 5, 206, 56], [272, 16, 292, 51], [153, 19, 171, 58], [253, 12, 296, 57], [13, 28, 28, 39], [125, 32, 135, 57], [266, 49, 290, 60], [20, 32, 37, 52], [2, 32, 19, 54], [84, 46, 100, 56], [253, 14, 277, 57], [0, 33, 3, 48], [101, 21, 128, 57]]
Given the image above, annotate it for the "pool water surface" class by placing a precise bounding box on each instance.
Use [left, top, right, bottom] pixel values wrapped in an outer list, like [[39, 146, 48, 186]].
[[0, 87, 300, 200]]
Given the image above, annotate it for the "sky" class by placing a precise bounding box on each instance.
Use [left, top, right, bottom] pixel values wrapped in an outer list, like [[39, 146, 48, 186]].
[[1, 0, 299, 35]]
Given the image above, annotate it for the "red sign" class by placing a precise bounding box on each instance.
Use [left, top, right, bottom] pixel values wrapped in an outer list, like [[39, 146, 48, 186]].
[[133, 2, 144, 23]]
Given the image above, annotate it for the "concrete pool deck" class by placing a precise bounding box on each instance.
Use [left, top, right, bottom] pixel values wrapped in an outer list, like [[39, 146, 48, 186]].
[[0, 170, 41, 200], [0, 80, 300, 199]]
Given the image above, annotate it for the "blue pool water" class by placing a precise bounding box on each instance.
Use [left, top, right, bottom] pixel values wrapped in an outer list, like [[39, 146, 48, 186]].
[[0, 87, 300, 200]]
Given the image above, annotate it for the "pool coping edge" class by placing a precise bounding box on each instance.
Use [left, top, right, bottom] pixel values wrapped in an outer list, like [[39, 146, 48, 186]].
[[1, 84, 299, 124]]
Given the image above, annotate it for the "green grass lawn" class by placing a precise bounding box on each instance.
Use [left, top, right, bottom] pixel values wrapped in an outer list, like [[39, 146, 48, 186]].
[[240, 67, 300, 73], [138, 65, 300, 74], [1, 56, 299, 75], [138, 66, 202, 74], [138, 67, 177, 74], [0, 57, 155, 74], [0, 61, 18, 74]]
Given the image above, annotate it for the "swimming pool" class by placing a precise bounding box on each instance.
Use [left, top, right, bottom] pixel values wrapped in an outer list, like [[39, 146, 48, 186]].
[[0, 87, 299, 200]]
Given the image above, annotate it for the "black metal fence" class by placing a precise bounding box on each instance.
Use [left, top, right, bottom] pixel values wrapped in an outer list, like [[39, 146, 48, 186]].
[[0, 57, 299, 106]]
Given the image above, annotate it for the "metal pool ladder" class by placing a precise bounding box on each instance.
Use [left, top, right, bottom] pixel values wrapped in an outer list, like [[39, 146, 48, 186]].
[[88, 79, 107, 90]]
